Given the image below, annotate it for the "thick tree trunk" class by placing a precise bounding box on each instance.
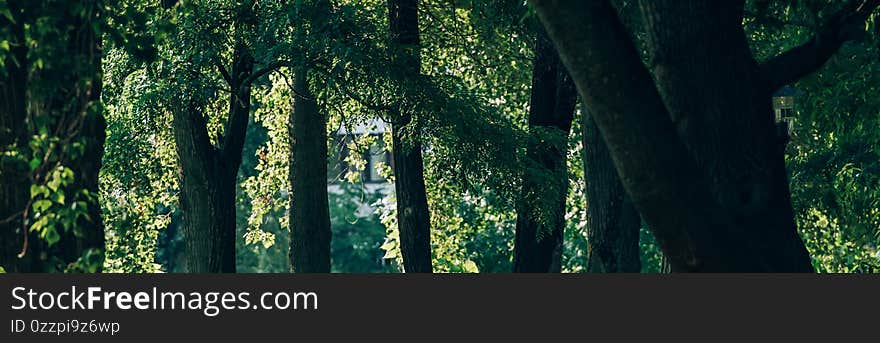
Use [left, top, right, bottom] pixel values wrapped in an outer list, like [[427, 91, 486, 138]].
[[173, 44, 252, 273], [0, 0, 32, 272], [512, 29, 577, 273], [288, 69, 331, 273], [636, 1, 811, 272], [582, 105, 641, 273], [173, 103, 236, 273], [530, 0, 760, 271], [530, 0, 813, 271], [388, 0, 433, 273]]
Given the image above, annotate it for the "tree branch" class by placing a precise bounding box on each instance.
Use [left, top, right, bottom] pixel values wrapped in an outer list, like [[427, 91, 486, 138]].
[[242, 60, 288, 86], [214, 57, 232, 86], [332, 73, 394, 113], [760, 0, 880, 91], [219, 45, 253, 167]]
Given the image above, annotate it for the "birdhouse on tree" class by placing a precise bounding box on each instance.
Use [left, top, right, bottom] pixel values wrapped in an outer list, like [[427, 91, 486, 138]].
[[772, 85, 803, 147]]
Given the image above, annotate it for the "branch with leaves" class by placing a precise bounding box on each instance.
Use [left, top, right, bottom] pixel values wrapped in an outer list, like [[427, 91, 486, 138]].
[[760, 0, 880, 91]]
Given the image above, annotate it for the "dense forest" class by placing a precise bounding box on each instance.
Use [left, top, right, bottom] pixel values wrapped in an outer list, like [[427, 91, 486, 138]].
[[1, 0, 878, 273]]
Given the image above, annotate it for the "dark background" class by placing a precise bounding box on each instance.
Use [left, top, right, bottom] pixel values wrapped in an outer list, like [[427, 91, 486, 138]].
[[1, 274, 878, 342]]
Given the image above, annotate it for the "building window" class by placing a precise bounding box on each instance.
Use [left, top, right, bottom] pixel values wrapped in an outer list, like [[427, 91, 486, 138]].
[[775, 108, 794, 123], [329, 134, 391, 184]]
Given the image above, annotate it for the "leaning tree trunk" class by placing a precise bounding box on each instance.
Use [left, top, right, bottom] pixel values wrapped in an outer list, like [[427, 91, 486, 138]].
[[530, 0, 814, 271], [288, 68, 331, 273], [512, 28, 577, 273], [582, 105, 641, 273], [388, 0, 433, 273], [173, 43, 253, 273]]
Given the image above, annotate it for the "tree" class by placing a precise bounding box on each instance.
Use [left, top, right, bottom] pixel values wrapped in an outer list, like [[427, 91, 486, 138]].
[[582, 105, 641, 273], [530, 0, 879, 271], [512, 28, 577, 272], [387, 0, 433, 273], [171, 38, 254, 273], [1, 0, 105, 272], [164, 0, 283, 273], [287, 0, 333, 273], [288, 68, 331, 272], [0, 0, 30, 272]]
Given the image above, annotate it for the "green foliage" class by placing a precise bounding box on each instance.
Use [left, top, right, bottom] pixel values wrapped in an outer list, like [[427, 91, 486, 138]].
[[237, 64, 395, 272], [99, 34, 179, 272], [2, 0, 108, 272], [87, 0, 880, 274], [746, 0, 880, 272], [27, 166, 86, 247], [330, 182, 395, 273], [242, 71, 292, 248], [788, 46, 880, 272]]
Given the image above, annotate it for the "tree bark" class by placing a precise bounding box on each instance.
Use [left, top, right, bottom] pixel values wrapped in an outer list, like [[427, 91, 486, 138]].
[[531, 0, 770, 271], [530, 0, 816, 271], [637, 0, 811, 272], [388, 0, 433, 273], [173, 43, 253, 273], [172, 101, 234, 273], [582, 105, 641, 273], [512, 28, 577, 273], [288, 69, 331, 273]]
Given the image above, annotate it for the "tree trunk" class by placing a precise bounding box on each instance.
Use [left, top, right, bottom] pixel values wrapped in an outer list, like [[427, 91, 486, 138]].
[[58, 9, 107, 272], [172, 43, 252, 273], [0, 0, 32, 272], [582, 105, 641, 273], [172, 102, 236, 273], [288, 69, 331, 273], [636, 0, 811, 272], [530, 0, 813, 271], [512, 29, 577, 273], [1, 0, 106, 272], [388, 0, 433, 273]]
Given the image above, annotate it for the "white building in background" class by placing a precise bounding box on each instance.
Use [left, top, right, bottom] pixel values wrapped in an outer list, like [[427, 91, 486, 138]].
[[328, 118, 394, 218]]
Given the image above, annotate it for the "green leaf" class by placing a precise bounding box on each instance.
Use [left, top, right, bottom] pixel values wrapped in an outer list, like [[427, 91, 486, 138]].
[[1, 9, 13, 24], [382, 249, 398, 259], [30, 216, 48, 233], [44, 228, 60, 246], [379, 240, 396, 251], [47, 178, 60, 192], [51, 190, 65, 204], [463, 260, 479, 273], [33, 199, 52, 212], [74, 201, 88, 211], [60, 167, 74, 182], [30, 185, 49, 199], [0, 266, 6, 273]]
